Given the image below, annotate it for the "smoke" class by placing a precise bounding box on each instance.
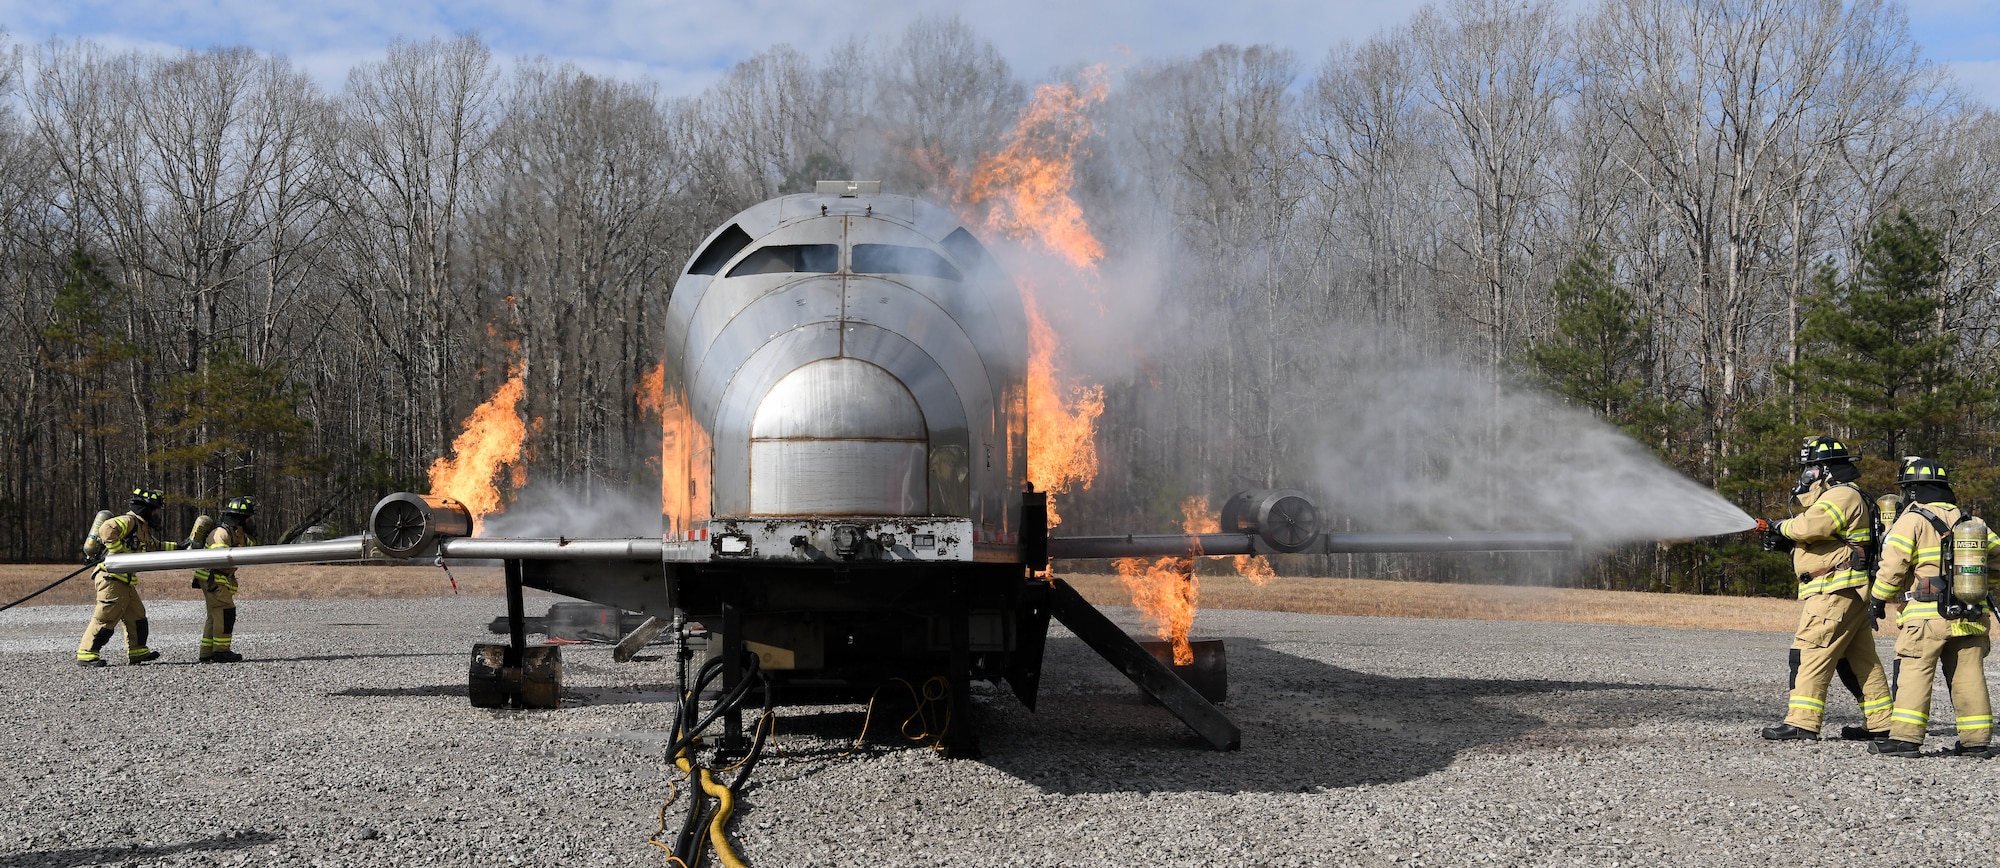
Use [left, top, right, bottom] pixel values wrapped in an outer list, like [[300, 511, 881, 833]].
[[478, 478, 661, 539], [1301, 324, 1753, 546]]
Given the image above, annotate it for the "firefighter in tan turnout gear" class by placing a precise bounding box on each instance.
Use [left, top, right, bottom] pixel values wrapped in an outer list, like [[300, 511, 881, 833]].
[[195, 496, 256, 663], [76, 488, 203, 667], [1758, 436, 1895, 740], [1867, 457, 2000, 758]]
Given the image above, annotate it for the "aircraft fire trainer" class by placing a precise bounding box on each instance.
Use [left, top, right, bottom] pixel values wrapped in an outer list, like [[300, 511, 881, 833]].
[[106, 182, 1570, 755]]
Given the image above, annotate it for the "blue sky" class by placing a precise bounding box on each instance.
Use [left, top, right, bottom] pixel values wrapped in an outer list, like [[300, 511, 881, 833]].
[[5, 0, 1996, 105]]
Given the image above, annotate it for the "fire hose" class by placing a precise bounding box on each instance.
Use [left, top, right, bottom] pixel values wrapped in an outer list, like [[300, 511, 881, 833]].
[[650, 651, 773, 867], [0, 563, 95, 612]]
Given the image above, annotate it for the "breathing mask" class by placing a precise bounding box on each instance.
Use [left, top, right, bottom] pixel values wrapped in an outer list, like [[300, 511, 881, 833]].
[[1791, 464, 1826, 496]]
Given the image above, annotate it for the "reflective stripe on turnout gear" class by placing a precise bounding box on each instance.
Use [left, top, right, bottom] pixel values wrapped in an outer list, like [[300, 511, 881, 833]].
[[1872, 502, 1998, 633], [1784, 482, 1872, 598], [1892, 708, 1930, 727]]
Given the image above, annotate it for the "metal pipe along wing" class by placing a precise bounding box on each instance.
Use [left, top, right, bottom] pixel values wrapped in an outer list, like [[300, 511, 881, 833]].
[[1045, 531, 1573, 560]]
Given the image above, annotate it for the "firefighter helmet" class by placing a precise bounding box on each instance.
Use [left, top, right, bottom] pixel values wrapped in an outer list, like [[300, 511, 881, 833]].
[[1896, 456, 1949, 486], [223, 495, 256, 517], [1798, 436, 1852, 466], [129, 488, 165, 511]]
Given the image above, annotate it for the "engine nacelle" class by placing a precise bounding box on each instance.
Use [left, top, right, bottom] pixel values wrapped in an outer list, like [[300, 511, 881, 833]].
[[369, 492, 473, 558], [1219, 489, 1322, 553]]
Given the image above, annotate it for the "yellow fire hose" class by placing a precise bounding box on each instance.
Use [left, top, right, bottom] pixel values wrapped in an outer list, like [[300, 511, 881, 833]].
[[670, 748, 747, 868]]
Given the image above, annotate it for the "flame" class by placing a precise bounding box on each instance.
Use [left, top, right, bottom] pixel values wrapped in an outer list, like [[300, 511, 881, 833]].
[[1113, 496, 1280, 665], [964, 74, 1109, 270], [1024, 296, 1104, 526], [637, 362, 670, 511], [1181, 496, 1276, 585], [956, 70, 1111, 527], [428, 354, 536, 534], [1114, 496, 1210, 664]]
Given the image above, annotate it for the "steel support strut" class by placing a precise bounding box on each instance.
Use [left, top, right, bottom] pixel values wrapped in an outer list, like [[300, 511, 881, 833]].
[[1046, 578, 1240, 750], [720, 601, 745, 757], [505, 559, 527, 668], [945, 575, 978, 757]]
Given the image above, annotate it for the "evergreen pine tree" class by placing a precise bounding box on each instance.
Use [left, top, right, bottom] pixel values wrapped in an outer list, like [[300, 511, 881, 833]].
[[1784, 209, 1986, 468]]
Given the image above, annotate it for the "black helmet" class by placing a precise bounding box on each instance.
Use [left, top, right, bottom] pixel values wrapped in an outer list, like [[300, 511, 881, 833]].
[[129, 488, 164, 512], [1896, 456, 1949, 486], [223, 495, 256, 517], [1799, 436, 1852, 466]]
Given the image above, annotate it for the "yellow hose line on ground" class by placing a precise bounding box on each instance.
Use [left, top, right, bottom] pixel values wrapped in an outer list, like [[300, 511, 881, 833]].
[[696, 766, 745, 868], [670, 747, 749, 868]]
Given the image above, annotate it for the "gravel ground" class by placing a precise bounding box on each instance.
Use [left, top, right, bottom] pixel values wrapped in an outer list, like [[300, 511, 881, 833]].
[[3, 593, 1997, 867]]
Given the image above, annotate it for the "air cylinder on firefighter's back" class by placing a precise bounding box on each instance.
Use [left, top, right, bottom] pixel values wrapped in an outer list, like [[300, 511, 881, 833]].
[[1952, 516, 1989, 605], [1876, 493, 1903, 528], [183, 514, 216, 551], [81, 509, 113, 559]]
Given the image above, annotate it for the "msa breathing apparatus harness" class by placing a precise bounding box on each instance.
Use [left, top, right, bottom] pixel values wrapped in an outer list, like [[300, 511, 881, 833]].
[[1902, 505, 1988, 621]]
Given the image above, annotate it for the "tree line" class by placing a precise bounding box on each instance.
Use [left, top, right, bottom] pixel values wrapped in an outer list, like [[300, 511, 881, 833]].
[[1, 3, 1995, 598]]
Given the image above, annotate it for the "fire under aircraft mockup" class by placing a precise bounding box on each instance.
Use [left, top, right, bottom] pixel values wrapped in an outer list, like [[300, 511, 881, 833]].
[[106, 181, 1570, 754]]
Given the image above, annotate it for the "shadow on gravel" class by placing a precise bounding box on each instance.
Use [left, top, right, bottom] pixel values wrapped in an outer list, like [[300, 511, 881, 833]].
[[0, 831, 279, 867], [332, 684, 465, 698], [286, 651, 461, 663], [977, 636, 1731, 795]]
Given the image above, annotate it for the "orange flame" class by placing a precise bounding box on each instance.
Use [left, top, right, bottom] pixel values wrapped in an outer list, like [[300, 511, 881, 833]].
[[1113, 496, 1279, 665], [957, 70, 1111, 527], [1181, 496, 1276, 585], [637, 362, 670, 512], [428, 355, 536, 534], [1113, 495, 1210, 665], [1024, 296, 1104, 526], [965, 74, 1109, 270]]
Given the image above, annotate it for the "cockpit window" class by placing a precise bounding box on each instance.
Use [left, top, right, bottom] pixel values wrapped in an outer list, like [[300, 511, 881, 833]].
[[688, 224, 752, 275], [727, 244, 839, 277], [851, 244, 963, 281]]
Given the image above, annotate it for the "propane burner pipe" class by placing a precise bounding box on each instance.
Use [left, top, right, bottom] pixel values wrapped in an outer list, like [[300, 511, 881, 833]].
[[1046, 531, 1573, 560]]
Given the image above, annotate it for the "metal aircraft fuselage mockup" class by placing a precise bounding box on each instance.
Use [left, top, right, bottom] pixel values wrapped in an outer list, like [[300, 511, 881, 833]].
[[105, 182, 1570, 752]]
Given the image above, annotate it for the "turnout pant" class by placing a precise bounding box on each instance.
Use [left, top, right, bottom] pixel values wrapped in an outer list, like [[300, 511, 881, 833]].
[[1888, 617, 1992, 746], [1786, 589, 1894, 733], [200, 580, 237, 658], [76, 575, 151, 662]]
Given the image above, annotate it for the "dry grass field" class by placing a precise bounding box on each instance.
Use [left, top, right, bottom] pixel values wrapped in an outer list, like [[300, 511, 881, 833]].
[[1, 562, 1808, 634]]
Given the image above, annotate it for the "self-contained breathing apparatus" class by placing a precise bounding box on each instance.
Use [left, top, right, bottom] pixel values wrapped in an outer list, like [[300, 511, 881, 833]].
[[1901, 506, 1992, 620]]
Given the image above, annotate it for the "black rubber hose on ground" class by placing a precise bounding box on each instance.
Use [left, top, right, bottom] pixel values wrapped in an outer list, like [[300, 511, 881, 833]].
[[0, 564, 93, 612]]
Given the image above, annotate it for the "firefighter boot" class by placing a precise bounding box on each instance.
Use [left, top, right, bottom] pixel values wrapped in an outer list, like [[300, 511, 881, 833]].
[[77, 627, 114, 667], [1952, 742, 1997, 759], [1870, 738, 1922, 757], [1760, 724, 1819, 741], [1841, 725, 1890, 740], [127, 618, 159, 664]]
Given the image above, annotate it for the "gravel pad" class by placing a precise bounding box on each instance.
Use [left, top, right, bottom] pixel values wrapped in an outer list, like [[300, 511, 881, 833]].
[[3, 594, 1995, 866]]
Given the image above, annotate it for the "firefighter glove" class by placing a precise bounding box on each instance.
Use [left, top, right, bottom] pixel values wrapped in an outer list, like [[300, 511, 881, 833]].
[[81, 550, 102, 566], [1870, 598, 1887, 622], [190, 575, 202, 590], [1761, 523, 1792, 553]]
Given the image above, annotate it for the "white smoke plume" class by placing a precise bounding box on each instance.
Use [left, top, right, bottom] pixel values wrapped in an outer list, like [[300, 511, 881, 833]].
[[478, 478, 661, 539]]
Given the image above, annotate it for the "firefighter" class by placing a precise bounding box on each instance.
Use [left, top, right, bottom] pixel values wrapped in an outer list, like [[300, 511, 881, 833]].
[[195, 495, 256, 663], [1867, 457, 2000, 758], [76, 488, 184, 667], [1758, 436, 1894, 740]]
